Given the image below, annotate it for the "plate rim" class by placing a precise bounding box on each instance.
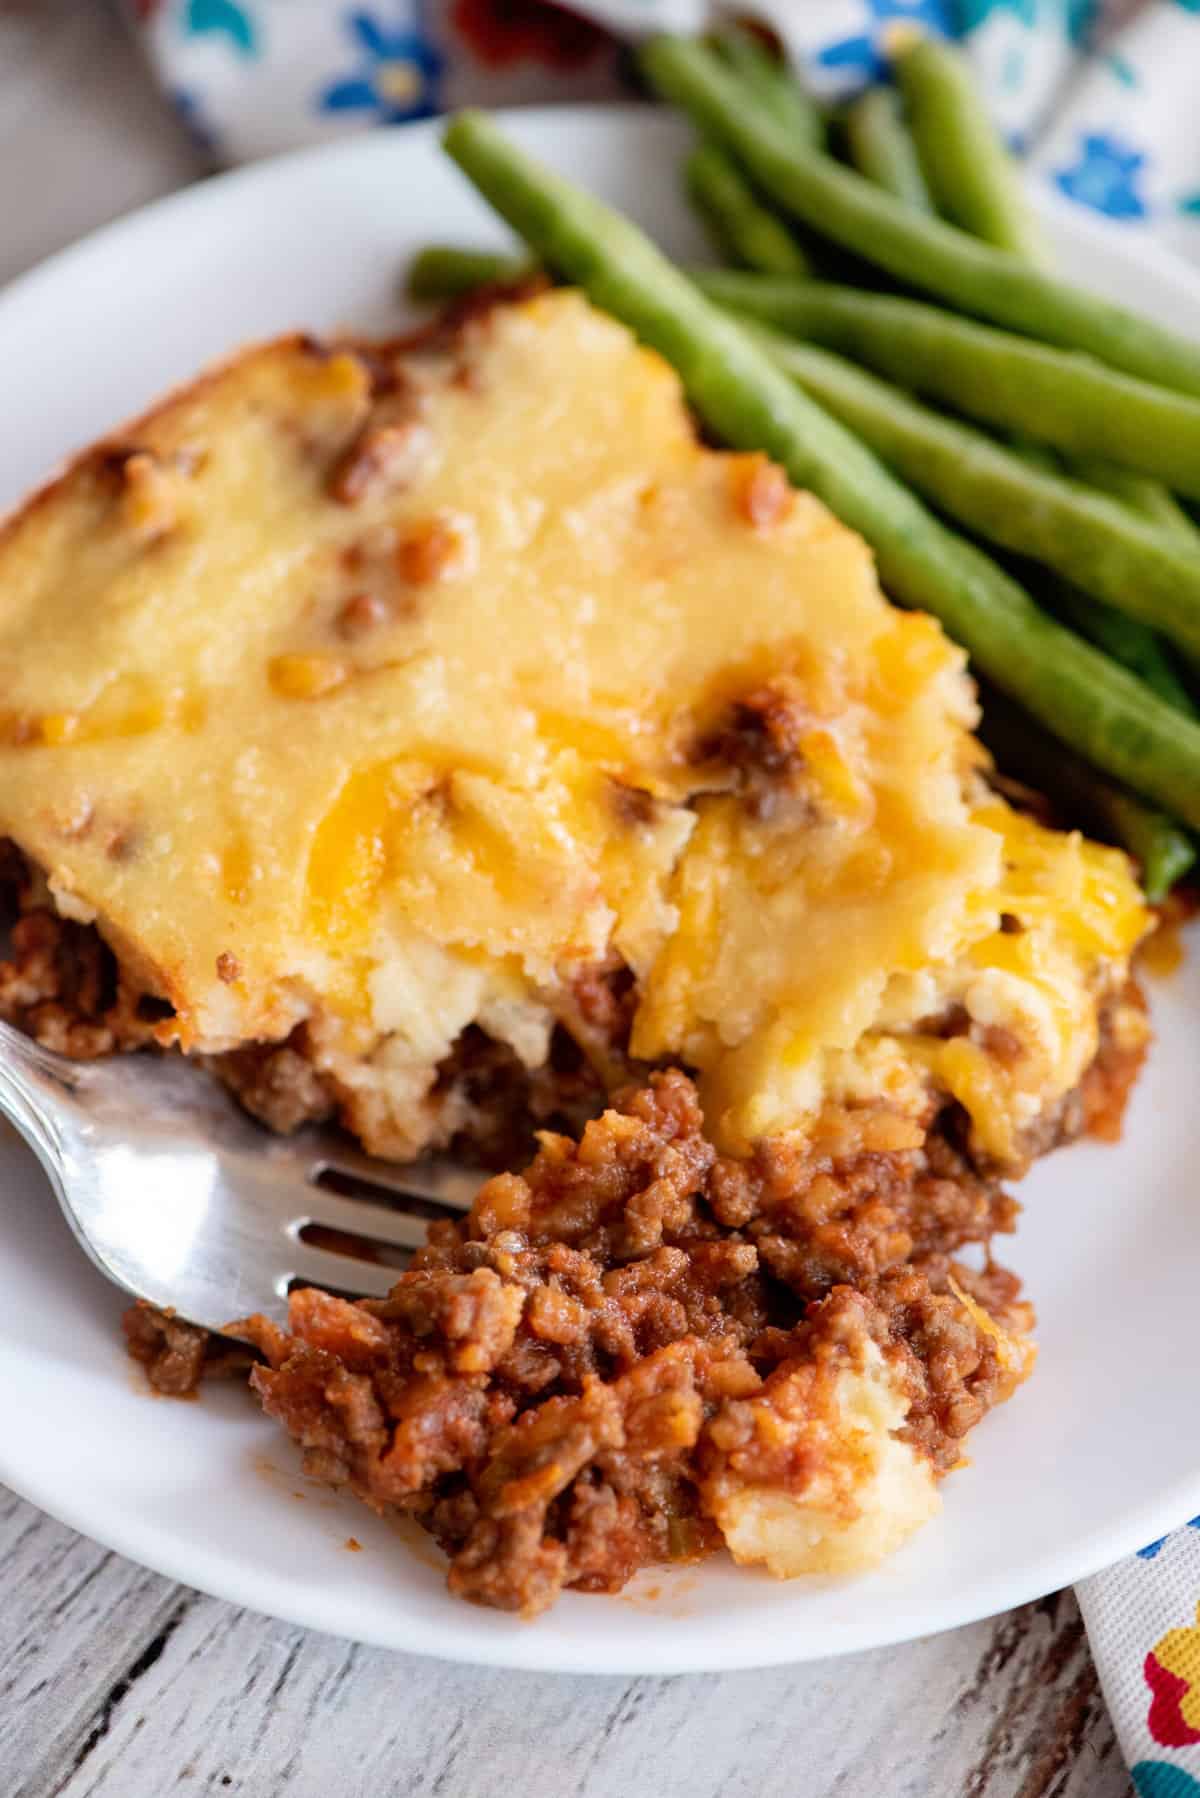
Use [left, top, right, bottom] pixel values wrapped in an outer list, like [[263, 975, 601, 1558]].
[[10, 1403, 1200, 1676], [2, 103, 1199, 1675]]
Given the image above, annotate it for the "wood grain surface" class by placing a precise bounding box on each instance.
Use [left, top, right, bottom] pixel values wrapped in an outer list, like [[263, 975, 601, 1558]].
[[0, 6, 1134, 1794], [0, 1490, 1131, 1798]]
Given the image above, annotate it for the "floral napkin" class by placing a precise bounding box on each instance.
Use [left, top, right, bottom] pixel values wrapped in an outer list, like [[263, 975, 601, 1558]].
[[128, 0, 1200, 258], [125, 3, 1200, 1784]]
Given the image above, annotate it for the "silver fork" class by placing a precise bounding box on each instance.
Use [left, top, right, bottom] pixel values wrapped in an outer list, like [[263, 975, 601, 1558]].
[[0, 1017, 480, 1331]]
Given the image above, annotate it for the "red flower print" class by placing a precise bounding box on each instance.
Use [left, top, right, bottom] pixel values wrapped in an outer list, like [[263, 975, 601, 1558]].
[[1145, 1652, 1200, 1747], [452, 0, 613, 70], [1145, 1609, 1200, 1748]]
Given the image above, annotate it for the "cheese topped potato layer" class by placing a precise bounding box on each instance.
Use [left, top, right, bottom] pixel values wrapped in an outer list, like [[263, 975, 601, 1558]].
[[0, 289, 1149, 1163]]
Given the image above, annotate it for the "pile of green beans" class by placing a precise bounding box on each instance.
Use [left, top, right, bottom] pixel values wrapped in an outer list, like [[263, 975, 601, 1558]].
[[821, 51, 1195, 884], [412, 31, 1200, 897], [733, 321, 1200, 659], [639, 35, 1200, 395], [690, 271, 1200, 500]]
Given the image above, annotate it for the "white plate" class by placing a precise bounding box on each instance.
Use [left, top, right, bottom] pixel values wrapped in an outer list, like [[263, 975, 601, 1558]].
[[0, 106, 1198, 1677]]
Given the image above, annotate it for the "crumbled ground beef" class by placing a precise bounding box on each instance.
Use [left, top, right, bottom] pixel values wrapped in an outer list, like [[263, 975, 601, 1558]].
[[1078, 982, 1150, 1142], [432, 1021, 612, 1170], [239, 1071, 1032, 1616], [694, 677, 810, 779], [0, 905, 158, 1057], [0, 845, 162, 1055], [691, 677, 817, 822], [210, 1015, 610, 1162], [209, 1031, 337, 1135], [122, 1301, 258, 1396]]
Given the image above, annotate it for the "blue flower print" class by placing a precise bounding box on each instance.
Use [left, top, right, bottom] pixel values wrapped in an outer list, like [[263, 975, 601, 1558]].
[[1054, 131, 1149, 220], [1104, 52, 1137, 89], [958, 0, 1037, 27], [319, 9, 442, 125], [1132, 1762, 1200, 1798], [170, 87, 218, 158], [960, 0, 1101, 44], [1136, 1516, 1200, 1560], [1066, 0, 1099, 47], [998, 45, 1024, 96], [184, 0, 256, 57], [815, 0, 954, 87]]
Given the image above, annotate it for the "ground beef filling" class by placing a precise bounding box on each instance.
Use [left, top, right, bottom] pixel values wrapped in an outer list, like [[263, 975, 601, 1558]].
[[0, 898, 160, 1058], [210, 1031, 338, 1135], [238, 1071, 1033, 1616], [0, 848, 615, 1162]]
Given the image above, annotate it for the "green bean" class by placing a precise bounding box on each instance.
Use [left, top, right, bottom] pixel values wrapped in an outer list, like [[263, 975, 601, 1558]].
[[640, 37, 1200, 396], [1101, 793, 1194, 898], [894, 39, 1044, 262], [842, 87, 934, 212], [977, 688, 1194, 901], [1049, 586, 1197, 713], [926, 76, 1200, 594], [710, 26, 823, 148], [735, 320, 1200, 657], [1006, 443, 1197, 707], [906, 59, 1199, 576], [1107, 793, 1195, 900], [690, 272, 1200, 499], [408, 244, 536, 303], [1067, 457, 1198, 539], [684, 143, 810, 276], [1002, 443, 1198, 706], [441, 110, 1200, 827]]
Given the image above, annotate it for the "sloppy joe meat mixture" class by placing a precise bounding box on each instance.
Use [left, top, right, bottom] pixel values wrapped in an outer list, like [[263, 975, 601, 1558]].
[[240, 1070, 1038, 1615]]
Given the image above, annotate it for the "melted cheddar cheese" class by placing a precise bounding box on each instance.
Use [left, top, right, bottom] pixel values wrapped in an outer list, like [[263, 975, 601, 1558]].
[[0, 290, 1149, 1161]]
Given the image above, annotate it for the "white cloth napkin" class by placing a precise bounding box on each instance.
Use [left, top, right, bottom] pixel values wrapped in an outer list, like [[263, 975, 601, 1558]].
[[124, 6, 1200, 1783]]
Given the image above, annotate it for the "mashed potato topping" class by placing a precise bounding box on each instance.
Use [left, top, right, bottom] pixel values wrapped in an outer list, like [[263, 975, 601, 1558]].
[[706, 1338, 942, 1579], [0, 289, 1149, 1163]]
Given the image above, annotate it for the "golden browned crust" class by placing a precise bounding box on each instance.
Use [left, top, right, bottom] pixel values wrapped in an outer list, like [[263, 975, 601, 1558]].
[[0, 334, 332, 566]]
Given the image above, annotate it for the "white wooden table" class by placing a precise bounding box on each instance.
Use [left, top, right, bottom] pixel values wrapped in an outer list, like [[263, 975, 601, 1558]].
[[0, 6, 1135, 1792]]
